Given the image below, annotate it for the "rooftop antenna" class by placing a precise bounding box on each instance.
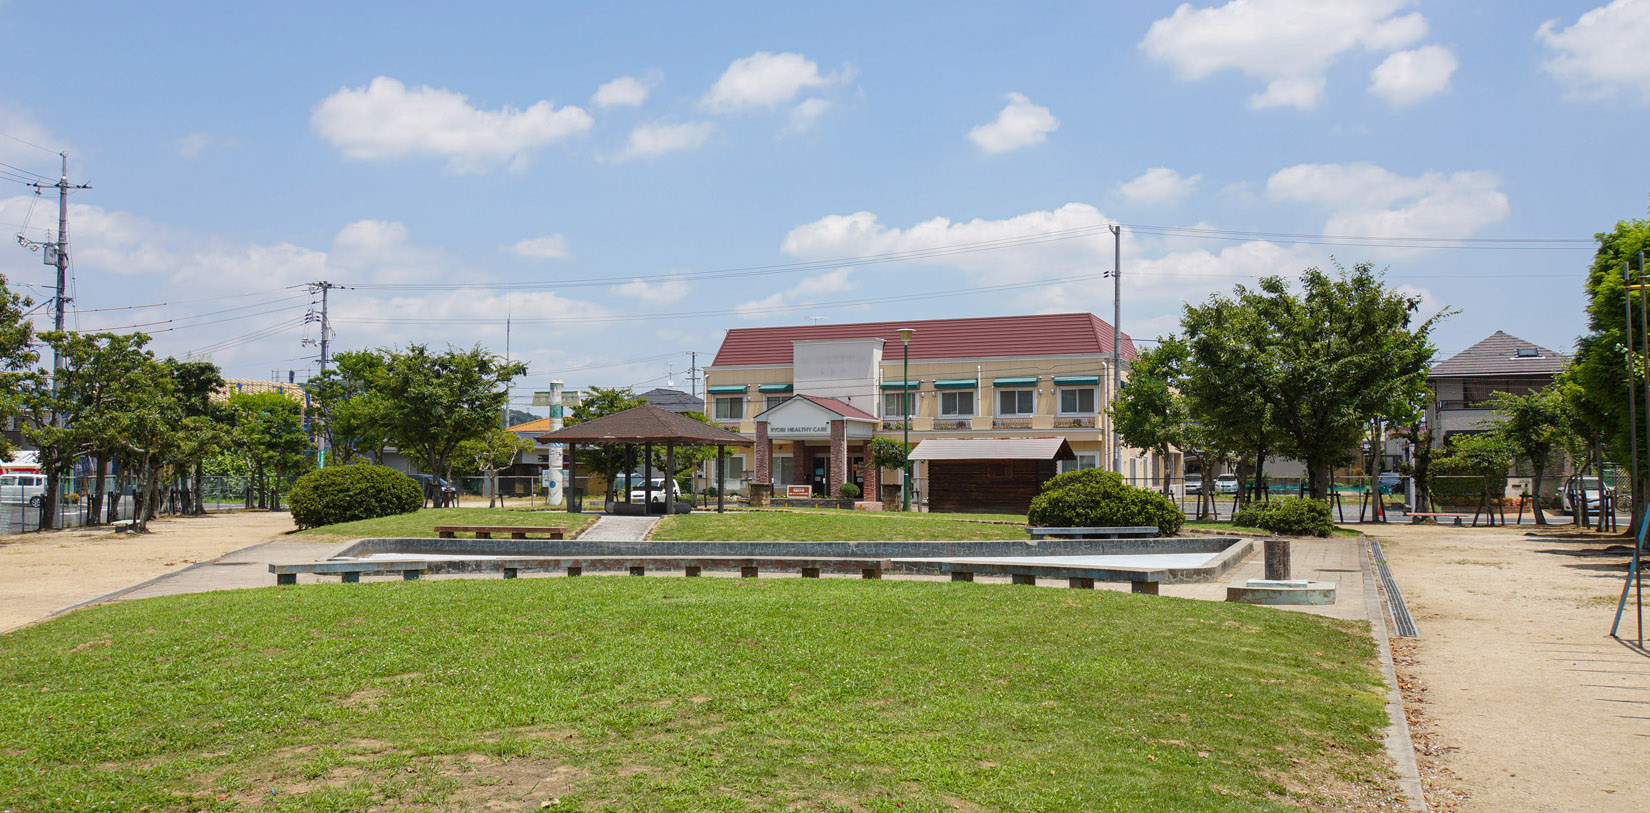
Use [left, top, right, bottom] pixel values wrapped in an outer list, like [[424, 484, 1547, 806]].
[[666, 362, 676, 388], [806, 315, 827, 325]]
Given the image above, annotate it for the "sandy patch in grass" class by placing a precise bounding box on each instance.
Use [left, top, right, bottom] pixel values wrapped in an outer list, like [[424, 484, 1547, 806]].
[[0, 511, 296, 633]]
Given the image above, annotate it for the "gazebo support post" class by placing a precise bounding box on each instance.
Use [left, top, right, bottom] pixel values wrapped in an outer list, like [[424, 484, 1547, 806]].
[[717, 444, 725, 513], [664, 443, 675, 515], [567, 444, 579, 513], [644, 442, 655, 512], [624, 446, 633, 506]]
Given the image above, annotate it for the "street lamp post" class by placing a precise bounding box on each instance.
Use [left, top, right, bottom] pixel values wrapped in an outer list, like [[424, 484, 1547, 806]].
[[899, 328, 914, 512]]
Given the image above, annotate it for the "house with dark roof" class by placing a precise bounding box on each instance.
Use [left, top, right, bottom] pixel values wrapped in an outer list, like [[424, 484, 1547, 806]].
[[1426, 330, 1570, 445], [639, 388, 704, 414], [703, 313, 1146, 503]]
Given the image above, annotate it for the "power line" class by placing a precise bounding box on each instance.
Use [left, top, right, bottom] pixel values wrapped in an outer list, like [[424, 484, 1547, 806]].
[[0, 129, 61, 156]]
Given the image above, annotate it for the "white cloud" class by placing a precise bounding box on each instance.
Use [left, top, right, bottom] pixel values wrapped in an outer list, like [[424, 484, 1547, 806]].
[[1538, 0, 1650, 102], [701, 52, 851, 113], [1117, 168, 1202, 206], [1140, 0, 1428, 109], [968, 93, 1059, 154], [785, 98, 833, 134], [1266, 162, 1509, 242], [0, 105, 71, 170], [1369, 45, 1458, 105], [507, 235, 573, 261], [174, 131, 226, 158], [311, 76, 593, 172], [592, 73, 659, 108], [611, 273, 691, 304], [612, 120, 716, 161], [733, 268, 856, 319]]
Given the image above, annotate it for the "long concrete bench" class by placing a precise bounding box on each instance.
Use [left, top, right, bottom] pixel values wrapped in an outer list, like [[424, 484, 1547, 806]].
[[270, 560, 430, 585], [271, 556, 891, 584], [431, 525, 565, 539], [1026, 526, 1160, 540]]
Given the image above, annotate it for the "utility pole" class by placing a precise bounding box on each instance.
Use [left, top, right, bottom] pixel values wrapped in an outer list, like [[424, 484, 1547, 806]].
[[20, 154, 90, 381], [503, 314, 512, 428], [1109, 223, 1122, 476], [304, 281, 345, 467], [688, 351, 699, 401]]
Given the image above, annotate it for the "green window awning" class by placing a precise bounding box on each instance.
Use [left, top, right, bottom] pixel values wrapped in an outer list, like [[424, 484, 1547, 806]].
[[880, 380, 919, 390], [1053, 376, 1100, 386], [707, 385, 747, 394], [757, 384, 793, 393], [933, 379, 977, 389], [992, 377, 1038, 387]]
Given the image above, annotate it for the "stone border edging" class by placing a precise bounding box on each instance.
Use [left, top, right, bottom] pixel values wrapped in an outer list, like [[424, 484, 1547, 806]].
[[1358, 534, 1428, 811]]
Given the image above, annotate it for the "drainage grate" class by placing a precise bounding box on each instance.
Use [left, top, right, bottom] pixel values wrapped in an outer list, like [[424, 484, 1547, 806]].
[[1368, 538, 1418, 638]]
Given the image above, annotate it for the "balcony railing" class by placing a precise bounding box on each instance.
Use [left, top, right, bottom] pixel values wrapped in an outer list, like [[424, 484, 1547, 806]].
[[993, 418, 1032, 429], [881, 420, 911, 431], [932, 419, 971, 430], [1054, 416, 1096, 428]]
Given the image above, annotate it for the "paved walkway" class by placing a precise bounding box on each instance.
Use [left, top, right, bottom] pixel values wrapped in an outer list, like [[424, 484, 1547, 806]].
[[577, 513, 660, 542]]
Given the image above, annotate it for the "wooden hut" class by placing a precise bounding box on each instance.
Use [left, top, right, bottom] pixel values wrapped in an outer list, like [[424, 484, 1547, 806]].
[[909, 437, 1077, 514]]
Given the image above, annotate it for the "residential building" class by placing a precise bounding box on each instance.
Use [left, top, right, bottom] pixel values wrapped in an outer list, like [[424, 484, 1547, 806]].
[[1426, 330, 1569, 445], [639, 387, 703, 415], [702, 312, 1153, 500]]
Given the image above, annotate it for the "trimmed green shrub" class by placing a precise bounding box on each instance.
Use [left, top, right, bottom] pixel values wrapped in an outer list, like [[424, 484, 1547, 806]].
[[837, 482, 861, 499], [289, 464, 423, 528], [1231, 497, 1335, 537], [1028, 469, 1183, 536]]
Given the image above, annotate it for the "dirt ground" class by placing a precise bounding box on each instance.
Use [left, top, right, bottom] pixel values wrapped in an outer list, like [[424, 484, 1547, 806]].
[[1368, 522, 1650, 812], [0, 510, 296, 634]]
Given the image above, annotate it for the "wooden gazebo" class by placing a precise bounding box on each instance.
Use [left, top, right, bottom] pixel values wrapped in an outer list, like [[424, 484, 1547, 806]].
[[535, 404, 753, 514]]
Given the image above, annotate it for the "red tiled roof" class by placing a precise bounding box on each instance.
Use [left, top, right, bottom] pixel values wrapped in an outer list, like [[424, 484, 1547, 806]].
[[711, 313, 1137, 367], [794, 394, 878, 421]]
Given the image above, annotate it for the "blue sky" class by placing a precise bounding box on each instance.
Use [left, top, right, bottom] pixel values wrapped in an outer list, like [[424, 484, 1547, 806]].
[[1, 0, 1646, 410]]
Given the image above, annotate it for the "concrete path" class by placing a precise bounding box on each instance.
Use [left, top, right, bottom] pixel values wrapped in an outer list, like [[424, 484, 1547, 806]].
[[577, 513, 660, 542]]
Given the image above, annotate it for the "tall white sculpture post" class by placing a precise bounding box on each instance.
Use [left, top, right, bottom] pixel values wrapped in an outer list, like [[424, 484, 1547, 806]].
[[546, 380, 565, 507]]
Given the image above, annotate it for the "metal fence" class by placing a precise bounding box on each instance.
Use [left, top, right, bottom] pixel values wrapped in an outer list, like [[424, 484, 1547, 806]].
[[1, 474, 298, 536]]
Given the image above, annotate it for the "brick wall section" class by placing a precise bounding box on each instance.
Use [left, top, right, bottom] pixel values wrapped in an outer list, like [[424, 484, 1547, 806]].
[[864, 447, 879, 496], [754, 422, 771, 484], [829, 420, 848, 496], [797, 444, 813, 490]]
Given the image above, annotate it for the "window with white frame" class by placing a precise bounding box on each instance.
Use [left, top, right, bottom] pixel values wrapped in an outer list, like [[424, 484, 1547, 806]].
[[714, 396, 744, 421], [882, 391, 915, 418], [997, 389, 1035, 417], [714, 454, 745, 480], [1058, 453, 1100, 474], [775, 455, 794, 485], [1059, 387, 1096, 415], [764, 395, 787, 412], [940, 390, 974, 417]]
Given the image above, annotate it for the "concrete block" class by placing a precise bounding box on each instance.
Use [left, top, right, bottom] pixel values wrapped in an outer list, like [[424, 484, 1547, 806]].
[[629, 566, 646, 576], [950, 571, 974, 582], [1068, 577, 1095, 589], [403, 570, 420, 581], [341, 572, 360, 583], [800, 567, 820, 578], [861, 568, 882, 580], [741, 566, 759, 578], [685, 566, 702, 577], [1226, 581, 1337, 606], [1131, 580, 1159, 595], [276, 572, 297, 586], [503, 568, 518, 579], [1012, 573, 1036, 586], [567, 566, 582, 577]]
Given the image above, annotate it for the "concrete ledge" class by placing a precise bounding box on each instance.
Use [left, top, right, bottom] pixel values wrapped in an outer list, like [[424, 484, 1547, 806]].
[[1225, 581, 1338, 605]]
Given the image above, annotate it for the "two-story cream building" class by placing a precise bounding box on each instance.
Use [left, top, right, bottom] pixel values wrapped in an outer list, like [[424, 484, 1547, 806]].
[[702, 312, 1163, 501]]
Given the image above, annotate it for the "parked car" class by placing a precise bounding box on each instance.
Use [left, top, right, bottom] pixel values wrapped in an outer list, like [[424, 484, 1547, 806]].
[[407, 473, 458, 502], [1183, 473, 1202, 496], [1378, 472, 1403, 495], [1562, 476, 1614, 513], [1214, 474, 1239, 495], [612, 475, 682, 504], [0, 472, 47, 507]]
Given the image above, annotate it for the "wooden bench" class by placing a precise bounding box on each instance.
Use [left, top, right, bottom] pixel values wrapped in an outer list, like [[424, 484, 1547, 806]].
[[431, 525, 565, 540], [1408, 512, 1469, 525]]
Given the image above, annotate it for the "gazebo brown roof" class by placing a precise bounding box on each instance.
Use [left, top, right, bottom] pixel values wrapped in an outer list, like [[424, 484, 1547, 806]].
[[534, 404, 753, 447]]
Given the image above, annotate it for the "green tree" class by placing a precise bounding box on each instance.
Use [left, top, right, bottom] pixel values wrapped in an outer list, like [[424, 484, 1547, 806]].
[[457, 428, 533, 507], [226, 391, 312, 510], [1485, 383, 1577, 525], [307, 350, 393, 465], [565, 386, 647, 494], [167, 359, 226, 515], [0, 275, 37, 459], [1109, 339, 1187, 497], [105, 354, 181, 532], [374, 344, 527, 504], [1569, 211, 1650, 528], [1178, 304, 1285, 504], [1432, 433, 1512, 516], [1190, 262, 1446, 499], [18, 332, 156, 529]]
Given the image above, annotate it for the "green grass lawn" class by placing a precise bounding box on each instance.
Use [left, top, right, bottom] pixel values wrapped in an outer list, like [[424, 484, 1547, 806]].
[[652, 509, 1029, 541], [293, 508, 598, 541], [1183, 520, 1364, 539], [0, 579, 1391, 811]]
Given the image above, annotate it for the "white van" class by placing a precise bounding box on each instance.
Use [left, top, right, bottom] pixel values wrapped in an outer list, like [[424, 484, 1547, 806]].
[[613, 475, 682, 505], [0, 472, 47, 507]]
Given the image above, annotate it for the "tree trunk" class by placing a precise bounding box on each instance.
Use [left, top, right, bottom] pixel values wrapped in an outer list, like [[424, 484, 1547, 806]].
[[1307, 461, 1330, 500], [1253, 448, 1269, 505], [89, 454, 108, 527], [1530, 454, 1548, 525], [39, 466, 60, 532]]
